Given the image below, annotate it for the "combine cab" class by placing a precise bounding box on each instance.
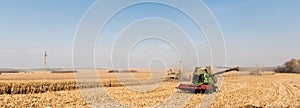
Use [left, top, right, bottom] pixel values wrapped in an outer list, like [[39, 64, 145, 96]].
[[177, 67, 239, 93]]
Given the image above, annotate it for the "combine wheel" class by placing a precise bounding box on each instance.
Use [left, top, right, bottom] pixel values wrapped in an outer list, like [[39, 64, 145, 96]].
[[201, 90, 207, 94], [193, 90, 201, 94], [212, 86, 219, 92]]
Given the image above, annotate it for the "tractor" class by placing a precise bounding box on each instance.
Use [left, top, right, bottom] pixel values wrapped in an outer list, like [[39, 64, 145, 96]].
[[176, 67, 239, 94]]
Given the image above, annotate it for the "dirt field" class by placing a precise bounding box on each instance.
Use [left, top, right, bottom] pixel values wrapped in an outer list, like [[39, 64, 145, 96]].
[[0, 71, 299, 107]]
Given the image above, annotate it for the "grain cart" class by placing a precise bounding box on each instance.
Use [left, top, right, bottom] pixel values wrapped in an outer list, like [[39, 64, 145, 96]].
[[176, 67, 239, 93]]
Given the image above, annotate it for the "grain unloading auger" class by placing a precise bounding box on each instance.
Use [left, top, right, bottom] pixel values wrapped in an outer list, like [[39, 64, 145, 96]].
[[176, 67, 240, 94]]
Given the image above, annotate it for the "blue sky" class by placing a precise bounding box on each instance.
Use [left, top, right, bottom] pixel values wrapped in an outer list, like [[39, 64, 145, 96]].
[[0, 0, 299, 68], [206, 0, 300, 67]]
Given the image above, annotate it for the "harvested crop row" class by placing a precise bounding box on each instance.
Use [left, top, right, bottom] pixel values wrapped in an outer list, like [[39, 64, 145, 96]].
[[0, 90, 88, 108], [104, 82, 178, 107], [210, 74, 300, 108], [0, 78, 168, 95]]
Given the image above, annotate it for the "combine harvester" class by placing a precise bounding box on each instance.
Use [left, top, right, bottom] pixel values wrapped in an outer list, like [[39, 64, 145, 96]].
[[176, 67, 239, 94]]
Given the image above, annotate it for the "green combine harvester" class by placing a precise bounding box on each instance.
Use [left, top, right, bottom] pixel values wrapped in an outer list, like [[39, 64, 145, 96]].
[[177, 67, 240, 93], [167, 69, 180, 79]]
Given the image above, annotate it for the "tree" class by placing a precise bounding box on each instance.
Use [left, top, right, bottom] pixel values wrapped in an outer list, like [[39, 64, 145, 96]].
[[275, 59, 300, 73]]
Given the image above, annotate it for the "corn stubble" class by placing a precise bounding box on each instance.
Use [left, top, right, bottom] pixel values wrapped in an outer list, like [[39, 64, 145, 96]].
[[0, 73, 300, 107]]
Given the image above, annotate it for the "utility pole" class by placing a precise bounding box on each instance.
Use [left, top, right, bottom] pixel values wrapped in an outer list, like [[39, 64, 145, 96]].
[[180, 60, 182, 73], [44, 51, 47, 72]]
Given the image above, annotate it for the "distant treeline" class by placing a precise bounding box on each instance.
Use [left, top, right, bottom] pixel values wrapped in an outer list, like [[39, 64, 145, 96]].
[[0, 70, 19, 74], [108, 70, 138, 73], [240, 67, 275, 71], [275, 59, 300, 73], [51, 70, 78, 73], [216, 66, 275, 71]]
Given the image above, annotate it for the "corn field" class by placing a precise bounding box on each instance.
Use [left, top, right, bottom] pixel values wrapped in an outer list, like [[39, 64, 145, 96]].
[[0, 72, 300, 107], [0, 80, 77, 94]]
